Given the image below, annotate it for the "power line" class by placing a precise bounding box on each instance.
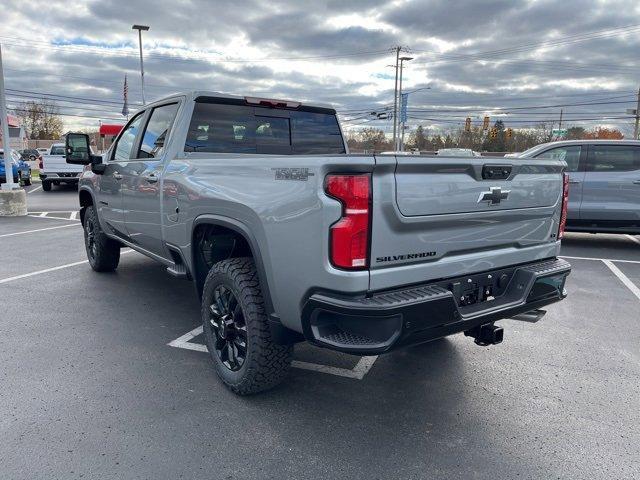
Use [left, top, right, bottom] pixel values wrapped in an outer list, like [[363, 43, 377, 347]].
[[411, 24, 640, 63], [0, 36, 391, 64]]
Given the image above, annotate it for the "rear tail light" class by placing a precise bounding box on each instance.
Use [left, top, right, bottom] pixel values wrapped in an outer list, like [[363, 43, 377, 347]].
[[38, 157, 43, 169], [558, 173, 569, 239], [325, 174, 371, 270]]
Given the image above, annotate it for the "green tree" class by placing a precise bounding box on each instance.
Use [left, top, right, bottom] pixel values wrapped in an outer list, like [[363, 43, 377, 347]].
[[412, 125, 428, 150], [482, 120, 506, 152]]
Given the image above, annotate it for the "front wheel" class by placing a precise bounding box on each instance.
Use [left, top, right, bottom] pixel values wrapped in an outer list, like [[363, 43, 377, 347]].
[[202, 257, 292, 395], [83, 205, 120, 272], [42, 181, 51, 191]]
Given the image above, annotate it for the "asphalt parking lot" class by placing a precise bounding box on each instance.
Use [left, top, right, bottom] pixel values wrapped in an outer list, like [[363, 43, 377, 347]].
[[1, 186, 639, 479]]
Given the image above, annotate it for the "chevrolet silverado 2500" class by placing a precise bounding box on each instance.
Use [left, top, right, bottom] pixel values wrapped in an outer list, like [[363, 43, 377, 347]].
[[64, 91, 571, 394]]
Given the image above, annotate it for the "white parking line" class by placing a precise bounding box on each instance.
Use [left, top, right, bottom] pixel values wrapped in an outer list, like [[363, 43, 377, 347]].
[[560, 255, 640, 265], [27, 185, 42, 193], [602, 260, 640, 301], [28, 214, 80, 222], [0, 260, 89, 285], [168, 326, 379, 380], [0, 250, 133, 285], [0, 223, 79, 238], [70, 211, 78, 220]]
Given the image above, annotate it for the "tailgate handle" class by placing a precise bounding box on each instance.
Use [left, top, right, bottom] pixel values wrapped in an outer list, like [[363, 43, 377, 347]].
[[482, 165, 512, 180]]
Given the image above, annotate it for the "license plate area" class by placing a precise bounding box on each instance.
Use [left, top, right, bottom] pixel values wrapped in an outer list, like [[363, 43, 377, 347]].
[[437, 266, 517, 308]]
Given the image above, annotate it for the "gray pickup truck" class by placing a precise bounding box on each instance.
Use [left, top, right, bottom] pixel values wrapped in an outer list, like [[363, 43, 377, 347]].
[[65, 91, 571, 395]]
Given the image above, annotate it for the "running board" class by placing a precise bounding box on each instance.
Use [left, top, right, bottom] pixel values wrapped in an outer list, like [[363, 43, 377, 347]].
[[167, 263, 188, 279]]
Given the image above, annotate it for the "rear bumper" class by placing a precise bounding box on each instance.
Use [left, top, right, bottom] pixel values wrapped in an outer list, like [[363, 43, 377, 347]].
[[301, 257, 571, 355], [40, 173, 80, 183]]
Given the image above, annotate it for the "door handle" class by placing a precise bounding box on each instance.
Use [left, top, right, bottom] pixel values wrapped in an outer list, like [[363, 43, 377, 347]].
[[144, 174, 158, 183], [568, 180, 581, 184], [113, 171, 123, 180], [633, 180, 640, 185]]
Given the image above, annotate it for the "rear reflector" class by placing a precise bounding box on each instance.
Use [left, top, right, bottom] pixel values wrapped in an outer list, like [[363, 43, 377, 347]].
[[558, 173, 569, 239], [325, 174, 371, 270], [244, 96, 301, 109]]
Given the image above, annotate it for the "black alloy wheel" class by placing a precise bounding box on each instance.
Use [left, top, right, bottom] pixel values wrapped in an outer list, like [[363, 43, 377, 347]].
[[208, 285, 248, 371]]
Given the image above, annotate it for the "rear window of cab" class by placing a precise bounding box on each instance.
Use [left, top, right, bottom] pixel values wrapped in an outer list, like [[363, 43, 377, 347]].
[[184, 101, 345, 155]]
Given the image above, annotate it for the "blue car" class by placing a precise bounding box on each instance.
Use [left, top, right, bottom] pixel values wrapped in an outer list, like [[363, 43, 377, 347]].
[[0, 148, 32, 186]]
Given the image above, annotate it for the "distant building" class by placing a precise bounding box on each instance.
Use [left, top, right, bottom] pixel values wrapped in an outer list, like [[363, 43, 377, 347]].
[[0, 114, 29, 150]]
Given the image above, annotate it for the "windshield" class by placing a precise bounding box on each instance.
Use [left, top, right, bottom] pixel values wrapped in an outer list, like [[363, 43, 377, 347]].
[[50, 146, 65, 155]]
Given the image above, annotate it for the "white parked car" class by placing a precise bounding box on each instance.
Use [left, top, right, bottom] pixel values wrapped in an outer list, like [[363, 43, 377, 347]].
[[40, 143, 84, 191], [437, 148, 478, 157]]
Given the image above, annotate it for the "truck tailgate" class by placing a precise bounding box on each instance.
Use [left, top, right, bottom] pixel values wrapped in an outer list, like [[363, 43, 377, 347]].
[[43, 155, 83, 173], [369, 155, 566, 291], [395, 157, 560, 216]]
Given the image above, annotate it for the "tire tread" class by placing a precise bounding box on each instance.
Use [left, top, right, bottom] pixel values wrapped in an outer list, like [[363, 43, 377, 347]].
[[202, 257, 292, 395]]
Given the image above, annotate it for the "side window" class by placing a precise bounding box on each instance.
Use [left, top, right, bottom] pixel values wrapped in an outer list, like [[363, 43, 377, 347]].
[[589, 145, 640, 172], [138, 103, 179, 159], [113, 113, 145, 162], [290, 111, 345, 154], [535, 145, 581, 172]]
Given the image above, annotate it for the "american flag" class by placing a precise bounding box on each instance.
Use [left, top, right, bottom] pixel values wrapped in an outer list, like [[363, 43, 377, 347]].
[[122, 75, 129, 117]]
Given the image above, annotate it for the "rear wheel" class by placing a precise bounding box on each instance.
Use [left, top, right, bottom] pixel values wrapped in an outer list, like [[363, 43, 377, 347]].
[[42, 181, 51, 191], [202, 257, 292, 395], [83, 205, 120, 272]]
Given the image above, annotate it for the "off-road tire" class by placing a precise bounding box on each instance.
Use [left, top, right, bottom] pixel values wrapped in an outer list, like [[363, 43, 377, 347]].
[[83, 205, 120, 272], [202, 257, 293, 395], [23, 176, 31, 186], [42, 181, 51, 191]]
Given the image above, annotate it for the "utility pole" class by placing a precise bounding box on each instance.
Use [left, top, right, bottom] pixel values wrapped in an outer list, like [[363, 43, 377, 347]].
[[397, 56, 413, 151], [634, 87, 640, 140], [132, 24, 150, 105], [391, 46, 401, 150], [0, 44, 17, 191], [558, 109, 563, 131]]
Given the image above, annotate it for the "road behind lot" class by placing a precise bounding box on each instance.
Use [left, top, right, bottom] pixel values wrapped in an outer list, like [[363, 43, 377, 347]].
[[1, 188, 639, 479]]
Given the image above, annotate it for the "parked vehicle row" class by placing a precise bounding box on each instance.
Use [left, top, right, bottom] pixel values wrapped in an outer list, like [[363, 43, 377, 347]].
[[517, 139, 640, 234], [40, 142, 84, 191], [0, 148, 32, 186]]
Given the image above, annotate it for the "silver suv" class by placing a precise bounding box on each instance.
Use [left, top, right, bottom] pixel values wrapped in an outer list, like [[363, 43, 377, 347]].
[[519, 139, 640, 234]]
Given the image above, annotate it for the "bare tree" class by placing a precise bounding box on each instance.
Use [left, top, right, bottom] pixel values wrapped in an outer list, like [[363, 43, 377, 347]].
[[12, 100, 63, 140]]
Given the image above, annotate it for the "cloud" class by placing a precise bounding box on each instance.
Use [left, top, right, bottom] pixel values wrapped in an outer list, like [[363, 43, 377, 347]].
[[1, 0, 638, 136]]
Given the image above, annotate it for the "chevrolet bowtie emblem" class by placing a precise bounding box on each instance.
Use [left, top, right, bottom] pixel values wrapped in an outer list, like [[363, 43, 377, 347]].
[[478, 186, 510, 205]]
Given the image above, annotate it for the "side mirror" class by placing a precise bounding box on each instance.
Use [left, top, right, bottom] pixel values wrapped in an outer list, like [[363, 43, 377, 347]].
[[65, 133, 92, 165]]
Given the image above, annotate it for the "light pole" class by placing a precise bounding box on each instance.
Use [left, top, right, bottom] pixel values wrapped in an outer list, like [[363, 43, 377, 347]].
[[397, 56, 413, 151], [132, 24, 149, 105], [0, 44, 17, 191]]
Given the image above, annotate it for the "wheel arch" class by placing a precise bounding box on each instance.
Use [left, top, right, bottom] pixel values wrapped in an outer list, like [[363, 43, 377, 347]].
[[78, 187, 95, 225], [191, 215, 274, 317]]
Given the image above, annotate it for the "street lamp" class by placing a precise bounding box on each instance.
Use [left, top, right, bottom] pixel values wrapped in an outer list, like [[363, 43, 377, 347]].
[[132, 24, 150, 105], [397, 56, 413, 151]]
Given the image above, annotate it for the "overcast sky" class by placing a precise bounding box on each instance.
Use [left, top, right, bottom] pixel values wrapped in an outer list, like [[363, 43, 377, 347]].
[[2, 0, 640, 136]]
